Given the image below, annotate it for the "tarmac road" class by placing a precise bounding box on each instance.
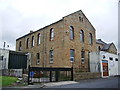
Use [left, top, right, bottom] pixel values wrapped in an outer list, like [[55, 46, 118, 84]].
[[45, 77, 119, 88]]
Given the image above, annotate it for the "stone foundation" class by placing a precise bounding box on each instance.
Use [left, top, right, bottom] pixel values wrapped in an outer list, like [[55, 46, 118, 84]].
[[1, 69, 22, 77], [74, 72, 101, 81]]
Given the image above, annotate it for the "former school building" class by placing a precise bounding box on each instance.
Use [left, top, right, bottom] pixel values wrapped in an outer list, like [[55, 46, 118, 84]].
[[16, 10, 97, 72]]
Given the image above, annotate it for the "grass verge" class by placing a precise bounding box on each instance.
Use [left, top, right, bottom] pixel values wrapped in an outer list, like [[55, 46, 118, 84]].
[[0, 76, 18, 87]]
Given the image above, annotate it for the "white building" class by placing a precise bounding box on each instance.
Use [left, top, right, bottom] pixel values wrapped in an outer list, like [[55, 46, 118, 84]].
[[0, 48, 27, 77], [0, 48, 9, 69], [90, 51, 118, 77]]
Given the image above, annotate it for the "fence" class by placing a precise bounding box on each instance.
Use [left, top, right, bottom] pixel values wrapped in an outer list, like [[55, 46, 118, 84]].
[[28, 66, 73, 84]]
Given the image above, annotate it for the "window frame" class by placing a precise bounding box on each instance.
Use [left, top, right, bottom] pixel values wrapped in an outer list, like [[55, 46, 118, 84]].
[[80, 30, 84, 42], [70, 49, 75, 62], [115, 58, 118, 61], [81, 50, 85, 64], [109, 57, 113, 60], [36, 53, 40, 64], [79, 16, 83, 23], [26, 38, 29, 49], [49, 50, 54, 63], [19, 41, 22, 51], [37, 33, 41, 45], [89, 33, 93, 45], [70, 26, 74, 40], [50, 28, 54, 41], [31, 36, 35, 47]]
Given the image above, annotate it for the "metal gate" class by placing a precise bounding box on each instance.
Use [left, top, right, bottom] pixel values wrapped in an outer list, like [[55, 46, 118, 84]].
[[28, 65, 73, 84]]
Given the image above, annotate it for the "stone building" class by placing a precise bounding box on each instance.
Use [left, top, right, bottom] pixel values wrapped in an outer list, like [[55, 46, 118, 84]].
[[16, 10, 97, 72], [96, 39, 117, 54]]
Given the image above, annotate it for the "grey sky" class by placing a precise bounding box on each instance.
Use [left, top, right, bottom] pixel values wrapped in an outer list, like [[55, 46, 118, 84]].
[[0, 0, 118, 50]]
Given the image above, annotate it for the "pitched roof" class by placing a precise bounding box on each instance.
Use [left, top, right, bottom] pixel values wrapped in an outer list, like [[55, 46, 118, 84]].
[[96, 39, 114, 51], [101, 43, 112, 51], [96, 39, 107, 45]]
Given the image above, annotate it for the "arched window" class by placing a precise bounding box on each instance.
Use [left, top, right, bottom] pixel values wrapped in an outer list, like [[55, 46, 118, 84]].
[[37, 33, 41, 45], [19, 41, 22, 51], [31, 36, 34, 47], [70, 26, 74, 40], [50, 28, 54, 40], [89, 33, 93, 44], [26, 38, 29, 49], [80, 30, 84, 42]]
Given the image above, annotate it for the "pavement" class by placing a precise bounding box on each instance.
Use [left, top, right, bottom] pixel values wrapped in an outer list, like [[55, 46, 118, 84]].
[[2, 81, 78, 89], [43, 81, 78, 87]]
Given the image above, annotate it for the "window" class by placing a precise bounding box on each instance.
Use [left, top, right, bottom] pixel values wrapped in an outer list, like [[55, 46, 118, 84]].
[[98, 46, 101, 51], [37, 33, 41, 45], [89, 33, 93, 44], [115, 58, 118, 61], [81, 50, 85, 63], [70, 49, 75, 62], [36, 53, 40, 64], [80, 30, 84, 42], [49, 50, 53, 63], [79, 16, 83, 22], [31, 36, 34, 47], [26, 38, 29, 49], [19, 41, 22, 51], [50, 28, 54, 40], [70, 26, 74, 40], [109, 57, 113, 60]]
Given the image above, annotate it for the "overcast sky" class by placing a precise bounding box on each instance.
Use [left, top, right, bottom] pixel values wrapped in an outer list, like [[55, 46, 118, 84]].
[[0, 0, 118, 50]]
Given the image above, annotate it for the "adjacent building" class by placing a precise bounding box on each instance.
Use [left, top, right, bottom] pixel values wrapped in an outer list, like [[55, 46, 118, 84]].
[[90, 39, 118, 77], [16, 10, 97, 72], [0, 48, 27, 77], [96, 39, 117, 54]]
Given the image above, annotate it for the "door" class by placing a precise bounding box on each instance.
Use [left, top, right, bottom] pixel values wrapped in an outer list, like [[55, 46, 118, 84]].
[[102, 60, 109, 76]]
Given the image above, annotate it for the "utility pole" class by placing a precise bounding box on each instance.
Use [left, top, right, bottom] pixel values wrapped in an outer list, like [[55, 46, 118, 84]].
[[3, 42, 6, 49]]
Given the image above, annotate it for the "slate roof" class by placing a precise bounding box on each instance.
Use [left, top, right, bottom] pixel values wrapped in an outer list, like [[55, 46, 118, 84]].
[[101, 43, 112, 51], [96, 39, 112, 51], [96, 39, 107, 45]]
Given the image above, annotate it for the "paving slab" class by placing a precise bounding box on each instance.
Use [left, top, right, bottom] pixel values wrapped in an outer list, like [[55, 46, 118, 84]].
[[44, 81, 78, 87]]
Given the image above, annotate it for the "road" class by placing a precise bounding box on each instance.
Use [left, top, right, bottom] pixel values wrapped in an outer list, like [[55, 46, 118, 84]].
[[2, 77, 119, 90], [45, 77, 119, 88]]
